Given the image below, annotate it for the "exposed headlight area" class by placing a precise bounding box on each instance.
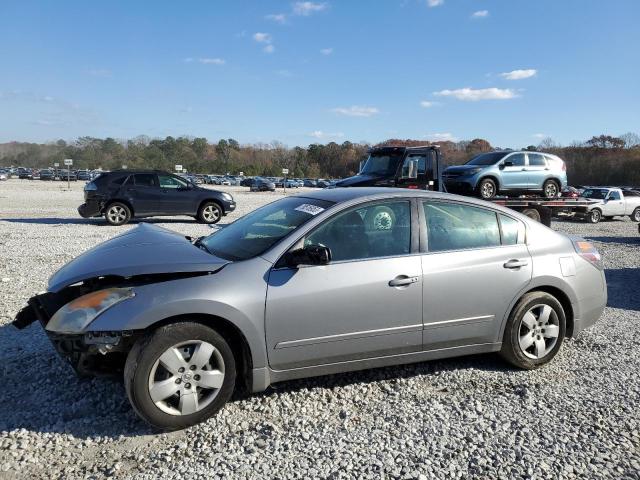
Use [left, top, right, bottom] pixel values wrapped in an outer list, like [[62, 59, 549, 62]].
[[45, 287, 135, 334], [221, 192, 233, 201]]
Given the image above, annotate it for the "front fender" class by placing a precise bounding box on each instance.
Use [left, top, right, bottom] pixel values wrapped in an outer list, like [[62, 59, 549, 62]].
[[87, 259, 271, 368]]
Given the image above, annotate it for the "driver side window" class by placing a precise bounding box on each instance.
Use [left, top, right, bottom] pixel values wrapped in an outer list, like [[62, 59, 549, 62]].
[[159, 175, 188, 189], [305, 201, 411, 262]]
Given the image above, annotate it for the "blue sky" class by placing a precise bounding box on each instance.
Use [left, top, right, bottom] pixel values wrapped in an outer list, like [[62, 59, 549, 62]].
[[1, 0, 638, 147]]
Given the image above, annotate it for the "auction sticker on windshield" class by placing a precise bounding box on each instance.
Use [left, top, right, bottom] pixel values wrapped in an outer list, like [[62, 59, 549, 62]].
[[295, 204, 325, 216]]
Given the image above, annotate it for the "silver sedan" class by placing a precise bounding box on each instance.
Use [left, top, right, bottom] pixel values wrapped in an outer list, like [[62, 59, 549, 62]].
[[13, 188, 607, 430]]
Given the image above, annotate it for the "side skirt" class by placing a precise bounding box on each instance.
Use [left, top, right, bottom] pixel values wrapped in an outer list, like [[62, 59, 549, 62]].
[[250, 342, 501, 393]]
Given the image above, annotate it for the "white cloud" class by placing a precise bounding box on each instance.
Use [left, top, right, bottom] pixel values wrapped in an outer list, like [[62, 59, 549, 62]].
[[500, 69, 537, 80], [471, 10, 489, 18], [533, 133, 547, 139], [293, 2, 328, 16], [199, 58, 225, 65], [332, 105, 379, 117], [425, 132, 458, 142], [434, 87, 519, 101], [263, 44, 275, 54], [427, 0, 443, 7], [266, 13, 287, 23], [253, 32, 272, 43], [419, 100, 436, 108], [320, 48, 333, 55], [309, 130, 344, 139]]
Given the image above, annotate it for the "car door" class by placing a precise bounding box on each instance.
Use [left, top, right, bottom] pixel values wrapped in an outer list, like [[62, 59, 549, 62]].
[[603, 190, 625, 216], [525, 153, 548, 190], [265, 199, 423, 370], [499, 153, 528, 189], [420, 201, 532, 349], [121, 173, 163, 215], [158, 174, 197, 214]]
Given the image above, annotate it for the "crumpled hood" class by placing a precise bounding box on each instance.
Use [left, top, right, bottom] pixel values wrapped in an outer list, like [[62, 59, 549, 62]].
[[48, 223, 229, 292]]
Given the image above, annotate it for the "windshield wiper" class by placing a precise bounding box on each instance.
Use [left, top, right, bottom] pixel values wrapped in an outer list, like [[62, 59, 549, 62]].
[[193, 236, 213, 255]]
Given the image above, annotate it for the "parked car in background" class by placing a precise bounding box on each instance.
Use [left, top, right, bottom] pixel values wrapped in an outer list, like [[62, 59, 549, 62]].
[[561, 186, 581, 198], [240, 177, 254, 187], [0, 172, 7, 181], [316, 179, 332, 188], [249, 177, 276, 192], [576, 187, 640, 223], [18, 168, 34, 179], [78, 169, 235, 225], [443, 151, 568, 200], [39, 169, 55, 180], [59, 169, 78, 181], [303, 179, 317, 187], [77, 170, 91, 181], [13, 187, 607, 430]]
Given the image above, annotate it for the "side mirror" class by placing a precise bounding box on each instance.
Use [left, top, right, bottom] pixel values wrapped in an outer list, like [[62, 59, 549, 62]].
[[502, 161, 514, 168], [401, 159, 419, 179], [283, 245, 331, 268]]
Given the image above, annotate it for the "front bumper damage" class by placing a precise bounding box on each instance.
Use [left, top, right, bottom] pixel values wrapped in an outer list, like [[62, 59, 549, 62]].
[[13, 291, 138, 376]]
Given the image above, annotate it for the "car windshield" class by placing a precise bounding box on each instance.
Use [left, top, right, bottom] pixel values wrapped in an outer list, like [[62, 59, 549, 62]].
[[360, 153, 403, 176], [466, 152, 511, 166], [581, 189, 608, 199], [200, 197, 334, 261]]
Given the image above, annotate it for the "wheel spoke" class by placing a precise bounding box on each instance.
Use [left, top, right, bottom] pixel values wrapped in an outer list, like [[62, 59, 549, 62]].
[[159, 347, 186, 374], [190, 342, 215, 368], [534, 337, 546, 358], [179, 392, 199, 415], [149, 377, 179, 402], [538, 305, 552, 325], [197, 369, 224, 389], [522, 312, 537, 330], [519, 334, 535, 351], [544, 324, 560, 338]]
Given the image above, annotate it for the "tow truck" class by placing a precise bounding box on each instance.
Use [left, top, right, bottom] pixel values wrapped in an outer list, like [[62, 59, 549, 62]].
[[335, 145, 595, 227]]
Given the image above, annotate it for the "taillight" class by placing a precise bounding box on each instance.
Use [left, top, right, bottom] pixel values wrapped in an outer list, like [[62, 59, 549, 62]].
[[572, 239, 603, 270]]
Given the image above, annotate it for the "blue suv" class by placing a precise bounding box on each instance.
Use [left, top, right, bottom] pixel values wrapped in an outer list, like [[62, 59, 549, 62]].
[[442, 151, 568, 199]]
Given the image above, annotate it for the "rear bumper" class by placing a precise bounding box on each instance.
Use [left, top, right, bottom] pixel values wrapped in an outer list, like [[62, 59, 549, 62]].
[[78, 200, 102, 218]]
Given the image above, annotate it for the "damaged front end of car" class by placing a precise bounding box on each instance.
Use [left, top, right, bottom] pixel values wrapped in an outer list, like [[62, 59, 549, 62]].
[[13, 272, 211, 376]]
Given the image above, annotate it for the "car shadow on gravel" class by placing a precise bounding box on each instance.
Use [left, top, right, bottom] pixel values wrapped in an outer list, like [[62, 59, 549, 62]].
[[586, 235, 640, 245], [0, 323, 155, 439], [604, 268, 640, 311]]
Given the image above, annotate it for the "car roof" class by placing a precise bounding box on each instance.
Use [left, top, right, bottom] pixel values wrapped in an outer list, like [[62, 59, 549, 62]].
[[295, 186, 496, 208]]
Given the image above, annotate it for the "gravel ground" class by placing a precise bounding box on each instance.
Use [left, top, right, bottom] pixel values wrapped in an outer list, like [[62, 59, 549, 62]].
[[0, 178, 639, 479]]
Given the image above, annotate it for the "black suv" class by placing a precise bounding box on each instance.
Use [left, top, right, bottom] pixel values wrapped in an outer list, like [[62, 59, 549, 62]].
[[79, 170, 236, 226]]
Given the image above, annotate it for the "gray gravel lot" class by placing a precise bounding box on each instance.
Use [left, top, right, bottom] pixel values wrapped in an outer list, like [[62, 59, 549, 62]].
[[0, 179, 639, 479]]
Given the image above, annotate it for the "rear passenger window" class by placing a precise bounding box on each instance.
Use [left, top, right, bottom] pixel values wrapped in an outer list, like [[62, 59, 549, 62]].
[[134, 173, 157, 187], [423, 202, 501, 252], [528, 153, 546, 167], [499, 214, 525, 245], [111, 175, 128, 185]]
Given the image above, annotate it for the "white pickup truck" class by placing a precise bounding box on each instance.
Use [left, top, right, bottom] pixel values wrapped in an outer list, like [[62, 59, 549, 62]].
[[576, 187, 640, 223]]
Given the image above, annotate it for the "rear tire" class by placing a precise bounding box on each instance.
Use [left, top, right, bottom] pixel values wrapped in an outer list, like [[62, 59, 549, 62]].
[[124, 322, 236, 431], [500, 292, 566, 369], [198, 201, 223, 224], [477, 178, 497, 199], [521, 208, 541, 223], [588, 209, 602, 224], [630, 208, 640, 222], [104, 202, 131, 226], [542, 180, 560, 199]]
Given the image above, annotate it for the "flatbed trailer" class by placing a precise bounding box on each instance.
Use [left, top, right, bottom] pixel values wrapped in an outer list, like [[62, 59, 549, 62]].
[[487, 197, 597, 227]]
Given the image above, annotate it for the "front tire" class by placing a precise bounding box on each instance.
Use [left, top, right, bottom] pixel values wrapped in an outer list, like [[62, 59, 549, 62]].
[[588, 209, 602, 224], [104, 202, 131, 226], [198, 201, 223, 224], [124, 322, 236, 431], [630, 208, 640, 222], [477, 178, 497, 199], [500, 292, 566, 369]]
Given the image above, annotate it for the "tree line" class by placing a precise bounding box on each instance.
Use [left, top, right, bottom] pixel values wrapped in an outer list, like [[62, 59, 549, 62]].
[[1, 133, 639, 185]]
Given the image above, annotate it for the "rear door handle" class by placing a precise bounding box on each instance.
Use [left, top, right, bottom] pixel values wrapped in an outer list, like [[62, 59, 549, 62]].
[[388, 275, 419, 287], [504, 259, 529, 269]]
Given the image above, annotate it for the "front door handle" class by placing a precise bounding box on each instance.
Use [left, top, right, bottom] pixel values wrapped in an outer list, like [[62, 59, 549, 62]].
[[388, 275, 419, 287], [504, 259, 529, 269]]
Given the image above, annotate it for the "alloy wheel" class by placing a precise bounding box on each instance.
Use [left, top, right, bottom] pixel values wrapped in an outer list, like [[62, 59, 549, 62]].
[[107, 205, 127, 224], [481, 181, 495, 198], [148, 340, 225, 416], [518, 304, 560, 360], [202, 205, 220, 223], [545, 182, 558, 198]]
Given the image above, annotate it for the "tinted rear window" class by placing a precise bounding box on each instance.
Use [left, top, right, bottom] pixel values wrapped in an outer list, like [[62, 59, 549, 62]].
[[134, 173, 157, 187]]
